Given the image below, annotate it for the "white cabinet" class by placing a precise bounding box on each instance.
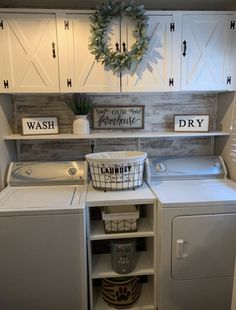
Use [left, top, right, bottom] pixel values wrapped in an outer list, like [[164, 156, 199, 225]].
[[58, 14, 120, 93], [121, 14, 179, 92], [181, 14, 235, 91], [0, 13, 60, 93], [86, 183, 156, 310], [58, 13, 177, 93]]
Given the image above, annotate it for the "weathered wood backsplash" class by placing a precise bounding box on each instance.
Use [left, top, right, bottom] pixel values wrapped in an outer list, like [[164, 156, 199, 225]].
[[13, 93, 217, 161]]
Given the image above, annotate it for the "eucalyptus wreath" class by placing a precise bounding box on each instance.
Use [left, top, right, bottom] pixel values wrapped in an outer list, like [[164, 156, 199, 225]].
[[89, 0, 149, 72]]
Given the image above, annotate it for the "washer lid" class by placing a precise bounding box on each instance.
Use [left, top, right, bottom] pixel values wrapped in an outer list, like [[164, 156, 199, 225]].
[[151, 179, 236, 207], [0, 186, 82, 211]]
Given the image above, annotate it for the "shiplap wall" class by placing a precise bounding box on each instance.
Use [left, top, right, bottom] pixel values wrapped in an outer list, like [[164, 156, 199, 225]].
[[13, 93, 217, 161]]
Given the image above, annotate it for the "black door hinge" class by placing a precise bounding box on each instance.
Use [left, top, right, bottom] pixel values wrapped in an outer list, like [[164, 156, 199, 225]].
[[170, 22, 175, 32], [230, 20, 235, 30], [64, 20, 70, 30], [227, 76, 232, 85], [3, 80, 9, 88], [67, 78, 72, 87], [169, 78, 174, 86], [0, 20, 3, 29]]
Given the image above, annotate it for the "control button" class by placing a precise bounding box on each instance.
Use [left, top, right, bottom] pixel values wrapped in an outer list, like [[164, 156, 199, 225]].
[[214, 162, 221, 167], [156, 163, 166, 172], [67, 167, 78, 176]]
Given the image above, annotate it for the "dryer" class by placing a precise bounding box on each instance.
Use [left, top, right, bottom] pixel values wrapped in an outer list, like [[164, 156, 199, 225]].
[[0, 161, 88, 310], [147, 156, 236, 310]]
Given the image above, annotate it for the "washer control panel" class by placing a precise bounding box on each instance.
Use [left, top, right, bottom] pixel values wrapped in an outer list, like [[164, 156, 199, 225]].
[[8, 161, 87, 186]]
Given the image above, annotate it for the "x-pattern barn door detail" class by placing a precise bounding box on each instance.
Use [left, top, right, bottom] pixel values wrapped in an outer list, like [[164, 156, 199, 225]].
[[1, 13, 59, 92], [181, 14, 233, 91]]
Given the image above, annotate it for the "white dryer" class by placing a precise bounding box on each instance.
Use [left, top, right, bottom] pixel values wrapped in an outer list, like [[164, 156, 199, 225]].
[[147, 156, 236, 310], [0, 161, 88, 310]]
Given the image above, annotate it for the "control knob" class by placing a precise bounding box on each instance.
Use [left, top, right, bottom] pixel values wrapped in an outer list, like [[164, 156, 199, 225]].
[[156, 163, 166, 172], [67, 167, 78, 176]]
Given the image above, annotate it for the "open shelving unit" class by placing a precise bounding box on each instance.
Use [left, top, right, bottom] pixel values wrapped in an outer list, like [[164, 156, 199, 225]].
[[86, 183, 156, 310]]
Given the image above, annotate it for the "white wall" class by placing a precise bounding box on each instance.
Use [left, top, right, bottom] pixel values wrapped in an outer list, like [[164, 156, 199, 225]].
[[0, 95, 16, 190]]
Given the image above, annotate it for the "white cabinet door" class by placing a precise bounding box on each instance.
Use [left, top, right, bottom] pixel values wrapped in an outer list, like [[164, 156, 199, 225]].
[[121, 15, 176, 92], [58, 14, 120, 93], [181, 14, 235, 91], [0, 13, 59, 93], [172, 213, 236, 280]]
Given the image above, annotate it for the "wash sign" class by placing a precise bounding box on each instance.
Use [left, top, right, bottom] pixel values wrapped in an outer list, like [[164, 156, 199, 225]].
[[22, 117, 58, 135], [174, 115, 209, 132]]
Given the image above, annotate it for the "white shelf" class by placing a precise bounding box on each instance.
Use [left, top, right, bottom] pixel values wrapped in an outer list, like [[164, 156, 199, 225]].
[[93, 281, 154, 310], [92, 252, 154, 279], [90, 218, 154, 240], [4, 131, 229, 140]]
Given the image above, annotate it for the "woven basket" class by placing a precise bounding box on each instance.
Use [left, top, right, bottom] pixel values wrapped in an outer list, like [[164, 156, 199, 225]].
[[101, 277, 142, 309]]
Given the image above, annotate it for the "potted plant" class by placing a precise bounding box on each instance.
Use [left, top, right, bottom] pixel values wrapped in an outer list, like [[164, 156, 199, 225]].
[[66, 93, 93, 134]]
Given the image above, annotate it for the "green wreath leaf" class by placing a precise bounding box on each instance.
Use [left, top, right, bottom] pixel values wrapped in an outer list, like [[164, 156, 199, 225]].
[[89, 0, 149, 72]]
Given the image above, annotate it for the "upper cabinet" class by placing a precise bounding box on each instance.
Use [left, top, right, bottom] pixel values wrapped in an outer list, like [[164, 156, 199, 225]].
[[0, 10, 235, 93], [121, 14, 179, 92], [0, 13, 60, 93], [57, 14, 120, 93], [181, 13, 235, 91]]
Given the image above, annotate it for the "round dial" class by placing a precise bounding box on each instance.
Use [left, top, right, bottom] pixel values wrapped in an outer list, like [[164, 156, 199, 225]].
[[156, 163, 166, 172], [67, 167, 78, 176]]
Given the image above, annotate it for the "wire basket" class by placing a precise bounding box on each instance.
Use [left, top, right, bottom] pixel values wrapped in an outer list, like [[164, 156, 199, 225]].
[[102, 205, 139, 233], [85, 151, 147, 191]]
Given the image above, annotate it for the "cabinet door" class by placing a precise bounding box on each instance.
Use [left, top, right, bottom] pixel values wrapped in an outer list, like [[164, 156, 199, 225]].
[[121, 15, 175, 92], [0, 13, 59, 93], [58, 14, 120, 93], [172, 213, 236, 280], [181, 14, 234, 91]]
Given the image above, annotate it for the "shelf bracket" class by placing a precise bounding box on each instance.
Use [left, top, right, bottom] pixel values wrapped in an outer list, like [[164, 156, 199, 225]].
[[16, 140, 21, 162], [90, 139, 96, 153]]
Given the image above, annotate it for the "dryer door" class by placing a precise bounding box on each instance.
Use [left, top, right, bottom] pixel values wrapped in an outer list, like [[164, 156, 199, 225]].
[[172, 213, 236, 280]]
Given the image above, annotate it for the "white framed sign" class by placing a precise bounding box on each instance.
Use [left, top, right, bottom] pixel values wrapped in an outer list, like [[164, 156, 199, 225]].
[[92, 105, 145, 130], [22, 117, 59, 135], [174, 114, 210, 132]]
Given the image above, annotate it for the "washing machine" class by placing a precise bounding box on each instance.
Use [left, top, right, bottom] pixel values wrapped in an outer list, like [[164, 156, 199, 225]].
[[147, 156, 236, 310], [0, 161, 88, 310]]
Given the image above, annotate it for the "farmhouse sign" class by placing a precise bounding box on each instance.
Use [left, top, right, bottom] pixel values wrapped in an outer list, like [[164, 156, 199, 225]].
[[174, 115, 209, 132], [22, 117, 59, 135], [92, 105, 144, 130]]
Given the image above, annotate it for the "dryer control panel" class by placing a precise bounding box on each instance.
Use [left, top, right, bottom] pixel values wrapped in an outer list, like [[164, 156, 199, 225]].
[[147, 156, 226, 182]]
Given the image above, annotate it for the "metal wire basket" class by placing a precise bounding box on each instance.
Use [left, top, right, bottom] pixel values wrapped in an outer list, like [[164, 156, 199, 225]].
[[85, 151, 147, 191]]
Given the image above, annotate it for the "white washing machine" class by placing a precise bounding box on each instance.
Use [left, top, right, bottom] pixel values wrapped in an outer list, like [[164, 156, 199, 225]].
[[0, 161, 88, 310], [147, 156, 236, 310]]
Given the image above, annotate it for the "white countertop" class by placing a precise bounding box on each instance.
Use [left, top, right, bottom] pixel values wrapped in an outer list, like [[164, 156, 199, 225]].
[[86, 182, 156, 206]]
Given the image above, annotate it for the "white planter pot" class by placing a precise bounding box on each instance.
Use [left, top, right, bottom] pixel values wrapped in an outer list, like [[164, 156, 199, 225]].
[[73, 115, 90, 135]]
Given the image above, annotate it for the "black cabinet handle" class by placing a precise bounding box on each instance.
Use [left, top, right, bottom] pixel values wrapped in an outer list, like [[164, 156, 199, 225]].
[[115, 42, 119, 51], [122, 42, 126, 52], [183, 40, 187, 57], [52, 42, 56, 59]]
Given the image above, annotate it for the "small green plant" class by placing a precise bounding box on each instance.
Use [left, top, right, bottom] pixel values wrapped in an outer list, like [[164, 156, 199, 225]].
[[66, 93, 93, 115]]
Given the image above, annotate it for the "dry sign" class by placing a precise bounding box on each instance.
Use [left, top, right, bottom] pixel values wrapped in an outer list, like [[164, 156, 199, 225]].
[[92, 106, 144, 130], [174, 115, 209, 132], [22, 117, 59, 135]]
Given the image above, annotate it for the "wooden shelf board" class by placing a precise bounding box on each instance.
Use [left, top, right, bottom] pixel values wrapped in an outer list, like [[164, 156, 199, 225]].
[[92, 252, 154, 279], [4, 131, 229, 140], [90, 218, 154, 240], [93, 281, 154, 310]]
